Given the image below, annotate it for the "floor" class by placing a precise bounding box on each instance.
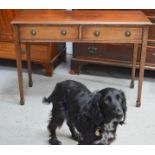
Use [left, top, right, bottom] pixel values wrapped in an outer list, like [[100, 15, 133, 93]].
[[0, 55, 155, 145]]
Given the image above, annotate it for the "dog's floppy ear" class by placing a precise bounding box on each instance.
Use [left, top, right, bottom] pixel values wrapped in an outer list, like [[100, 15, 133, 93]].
[[119, 90, 127, 124], [77, 93, 103, 132], [91, 93, 105, 125]]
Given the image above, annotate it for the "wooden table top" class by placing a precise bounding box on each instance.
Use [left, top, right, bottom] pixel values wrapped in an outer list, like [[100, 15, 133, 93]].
[[12, 10, 152, 25]]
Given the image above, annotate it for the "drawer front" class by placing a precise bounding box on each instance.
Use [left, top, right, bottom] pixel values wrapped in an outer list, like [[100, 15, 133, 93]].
[[148, 18, 155, 40], [74, 43, 134, 62], [0, 42, 49, 61], [82, 26, 142, 42], [146, 48, 155, 64], [19, 26, 79, 41]]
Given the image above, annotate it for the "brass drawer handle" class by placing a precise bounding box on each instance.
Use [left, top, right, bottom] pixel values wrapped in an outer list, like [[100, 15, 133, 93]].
[[88, 47, 97, 54], [30, 29, 37, 36], [125, 31, 131, 37], [61, 30, 67, 36], [94, 31, 100, 37]]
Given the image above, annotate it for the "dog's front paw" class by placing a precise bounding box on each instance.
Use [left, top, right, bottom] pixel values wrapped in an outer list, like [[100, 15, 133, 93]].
[[48, 138, 62, 145], [78, 140, 85, 145], [72, 133, 83, 142]]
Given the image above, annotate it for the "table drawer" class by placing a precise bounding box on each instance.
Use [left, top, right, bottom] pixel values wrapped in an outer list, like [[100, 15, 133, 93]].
[[19, 26, 79, 41], [146, 48, 155, 64], [82, 26, 142, 42], [74, 43, 133, 61]]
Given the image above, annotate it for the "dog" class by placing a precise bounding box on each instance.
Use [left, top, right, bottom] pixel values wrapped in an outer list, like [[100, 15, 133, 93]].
[[43, 80, 127, 145]]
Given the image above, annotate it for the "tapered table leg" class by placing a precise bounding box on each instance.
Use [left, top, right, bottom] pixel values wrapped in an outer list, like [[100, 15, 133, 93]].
[[136, 27, 149, 107], [14, 26, 24, 105], [26, 43, 33, 87], [130, 44, 138, 88]]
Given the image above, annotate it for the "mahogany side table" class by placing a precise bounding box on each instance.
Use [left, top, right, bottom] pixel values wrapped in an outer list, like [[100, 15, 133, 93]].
[[11, 10, 151, 107]]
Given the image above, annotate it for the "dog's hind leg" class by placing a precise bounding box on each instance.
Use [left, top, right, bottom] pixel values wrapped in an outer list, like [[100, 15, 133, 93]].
[[48, 110, 64, 145], [67, 120, 81, 141]]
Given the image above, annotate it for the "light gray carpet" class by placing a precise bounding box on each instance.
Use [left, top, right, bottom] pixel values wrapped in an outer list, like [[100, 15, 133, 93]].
[[0, 56, 155, 145]]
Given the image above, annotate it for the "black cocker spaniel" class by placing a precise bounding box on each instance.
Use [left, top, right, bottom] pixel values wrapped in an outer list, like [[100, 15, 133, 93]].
[[43, 80, 127, 145]]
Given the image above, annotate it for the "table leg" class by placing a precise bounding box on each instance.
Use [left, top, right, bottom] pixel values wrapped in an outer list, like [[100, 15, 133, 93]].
[[70, 59, 81, 75], [130, 44, 138, 88], [26, 43, 33, 87], [136, 27, 149, 107], [14, 26, 24, 105]]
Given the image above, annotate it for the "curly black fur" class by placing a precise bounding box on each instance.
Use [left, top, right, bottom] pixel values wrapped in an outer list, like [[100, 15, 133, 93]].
[[43, 80, 127, 145]]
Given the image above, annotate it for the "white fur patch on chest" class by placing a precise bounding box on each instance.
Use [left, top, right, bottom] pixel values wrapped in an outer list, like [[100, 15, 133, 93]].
[[93, 119, 117, 145], [104, 119, 116, 131]]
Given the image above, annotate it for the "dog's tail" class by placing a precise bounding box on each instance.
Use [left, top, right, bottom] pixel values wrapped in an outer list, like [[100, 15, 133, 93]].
[[42, 83, 59, 105], [42, 95, 52, 104]]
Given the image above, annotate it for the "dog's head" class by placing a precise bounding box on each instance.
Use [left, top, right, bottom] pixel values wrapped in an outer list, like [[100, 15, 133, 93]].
[[98, 88, 127, 125]]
